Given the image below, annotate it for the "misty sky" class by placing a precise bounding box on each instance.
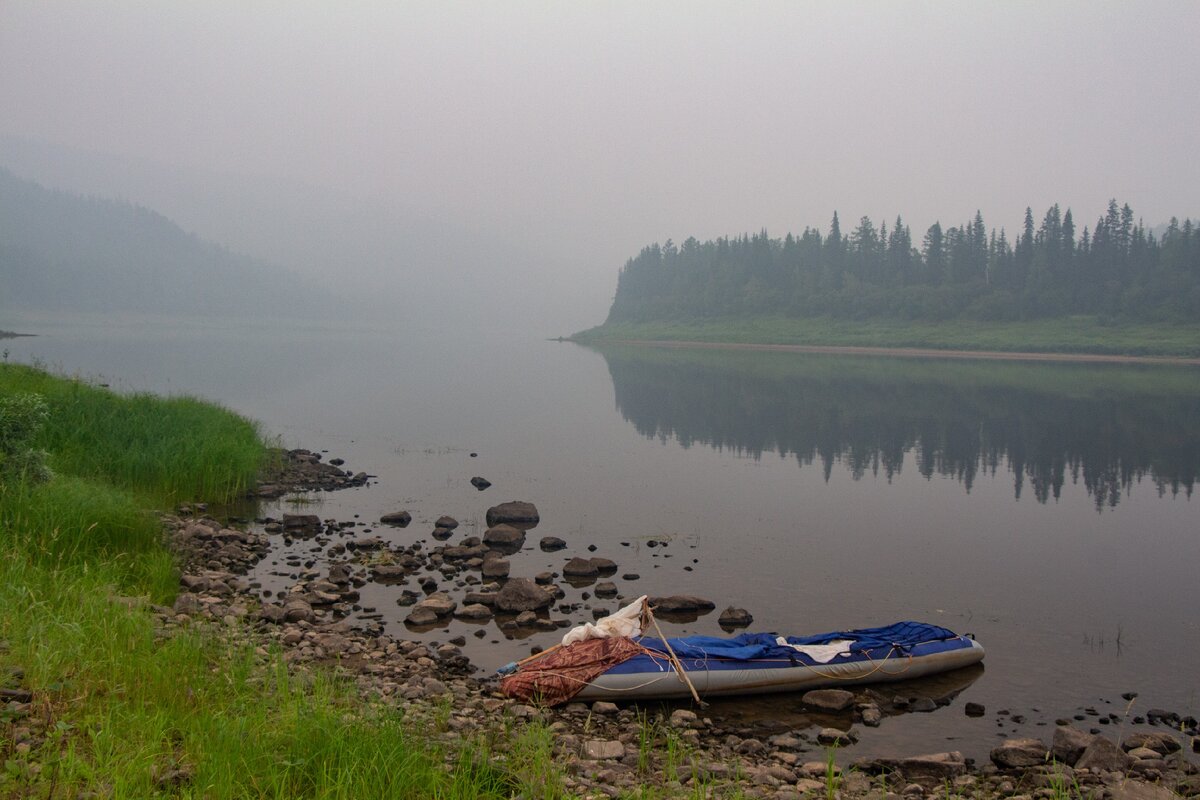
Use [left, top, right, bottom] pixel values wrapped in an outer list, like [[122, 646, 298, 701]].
[[2, 2, 1199, 332]]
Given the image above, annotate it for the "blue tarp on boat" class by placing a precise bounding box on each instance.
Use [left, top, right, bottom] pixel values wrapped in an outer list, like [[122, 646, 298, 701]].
[[610, 620, 966, 674]]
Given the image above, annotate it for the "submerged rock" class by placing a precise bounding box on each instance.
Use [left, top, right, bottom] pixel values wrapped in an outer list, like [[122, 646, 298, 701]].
[[470, 476, 491, 490]]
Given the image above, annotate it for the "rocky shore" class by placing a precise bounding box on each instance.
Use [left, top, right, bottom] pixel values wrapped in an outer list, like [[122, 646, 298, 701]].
[[154, 506, 1200, 798], [8, 447, 1189, 798], [133, 449, 1197, 798]]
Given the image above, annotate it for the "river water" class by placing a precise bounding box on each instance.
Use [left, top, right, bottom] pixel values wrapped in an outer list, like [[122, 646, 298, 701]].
[[5, 315, 1198, 759]]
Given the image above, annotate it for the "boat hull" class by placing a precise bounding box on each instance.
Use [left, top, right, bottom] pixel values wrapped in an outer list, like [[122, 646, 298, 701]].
[[574, 637, 985, 701]]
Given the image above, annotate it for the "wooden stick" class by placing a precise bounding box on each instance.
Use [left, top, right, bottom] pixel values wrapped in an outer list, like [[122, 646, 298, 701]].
[[647, 605, 706, 707], [514, 642, 563, 668]]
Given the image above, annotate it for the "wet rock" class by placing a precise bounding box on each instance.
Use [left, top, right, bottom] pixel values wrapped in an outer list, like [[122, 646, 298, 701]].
[[431, 527, 454, 541], [370, 565, 408, 582], [563, 557, 599, 577], [405, 607, 440, 626], [861, 704, 883, 727], [494, 578, 554, 612], [539, 536, 567, 552], [443, 544, 489, 561], [648, 595, 715, 613], [380, 511, 412, 527], [470, 476, 491, 490], [463, 591, 498, 605], [282, 513, 321, 531], [534, 572, 554, 585], [817, 727, 855, 747], [515, 611, 538, 627], [483, 524, 525, 549], [481, 553, 510, 579], [965, 702, 986, 717], [802, 689, 856, 713], [413, 592, 457, 618], [594, 581, 618, 598], [1075, 735, 1133, 773], [454, 604, 493, 621], [350, 537, 386, 550], [1051, 725, 1095, 765], [435, 516, 458, 530], [718, 607, 753, 630], [485, 501, 539, 528], [591, 701, 619, 715], [991, 738, 1049, 769], [589, 557, 617, 575]]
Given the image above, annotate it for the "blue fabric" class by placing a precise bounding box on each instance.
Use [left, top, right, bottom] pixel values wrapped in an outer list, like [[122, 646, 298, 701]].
[[636, 621, 961, 663]]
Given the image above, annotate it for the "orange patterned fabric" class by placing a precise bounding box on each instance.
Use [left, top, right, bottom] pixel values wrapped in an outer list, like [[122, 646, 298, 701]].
[[500, 637, 647, 706]]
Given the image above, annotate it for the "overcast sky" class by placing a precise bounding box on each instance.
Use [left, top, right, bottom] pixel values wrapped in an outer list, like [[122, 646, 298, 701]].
[[2, 2, 1199, 331]]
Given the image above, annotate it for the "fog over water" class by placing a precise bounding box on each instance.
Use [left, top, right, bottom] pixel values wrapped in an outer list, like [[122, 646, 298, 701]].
[[3, 3, 1199, 334]]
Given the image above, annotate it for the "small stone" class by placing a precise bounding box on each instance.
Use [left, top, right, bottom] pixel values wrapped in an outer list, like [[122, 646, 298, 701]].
[[670, 709, 699, 728], [965, 702, 986, 717], [583, 740, 624, 760], [591, 701, 619, 715]]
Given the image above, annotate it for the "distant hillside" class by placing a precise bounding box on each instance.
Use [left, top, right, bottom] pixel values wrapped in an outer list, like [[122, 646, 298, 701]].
[[0, 167, 328, 318]]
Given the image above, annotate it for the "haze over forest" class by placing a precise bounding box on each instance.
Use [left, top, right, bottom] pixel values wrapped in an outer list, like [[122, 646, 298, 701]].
[[2, 4, 1199, 335]]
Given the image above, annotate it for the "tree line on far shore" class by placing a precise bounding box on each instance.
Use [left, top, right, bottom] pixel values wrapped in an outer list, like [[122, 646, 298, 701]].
[[606, 201, 1200, 323]]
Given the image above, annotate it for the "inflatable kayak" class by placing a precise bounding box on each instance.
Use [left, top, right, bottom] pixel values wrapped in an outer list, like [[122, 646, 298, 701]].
[[499, 598, 984, 705]]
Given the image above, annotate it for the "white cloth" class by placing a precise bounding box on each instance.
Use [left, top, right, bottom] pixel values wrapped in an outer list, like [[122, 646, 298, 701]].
[[561, 595, 647, 646], [775, 637, 855, 663]]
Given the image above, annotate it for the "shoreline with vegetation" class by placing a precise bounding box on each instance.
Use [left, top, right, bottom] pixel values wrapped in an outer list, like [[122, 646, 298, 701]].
[[572, 316, 1200, 361], [2, 362, 1196, 798]]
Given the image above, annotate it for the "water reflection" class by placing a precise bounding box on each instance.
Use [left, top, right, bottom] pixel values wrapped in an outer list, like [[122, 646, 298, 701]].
[[594, 344, 1200, 509]]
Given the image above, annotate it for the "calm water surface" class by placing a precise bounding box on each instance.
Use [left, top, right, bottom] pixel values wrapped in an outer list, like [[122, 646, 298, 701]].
[[6, 316, 1198, 759]]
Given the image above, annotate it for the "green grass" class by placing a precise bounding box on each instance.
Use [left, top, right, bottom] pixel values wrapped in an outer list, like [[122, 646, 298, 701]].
[[0, 365, 516, 798], [573, 315, 1200, 358], [0, 363, 267, 504]]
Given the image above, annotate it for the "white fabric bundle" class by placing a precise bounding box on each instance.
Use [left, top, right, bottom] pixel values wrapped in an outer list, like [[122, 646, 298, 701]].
[[561, 595, 648, 646]]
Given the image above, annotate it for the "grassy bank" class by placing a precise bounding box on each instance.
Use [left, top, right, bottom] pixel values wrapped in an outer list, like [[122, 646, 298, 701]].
[[0, 365, 518, 798], [573, 316, 1200, 358]]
